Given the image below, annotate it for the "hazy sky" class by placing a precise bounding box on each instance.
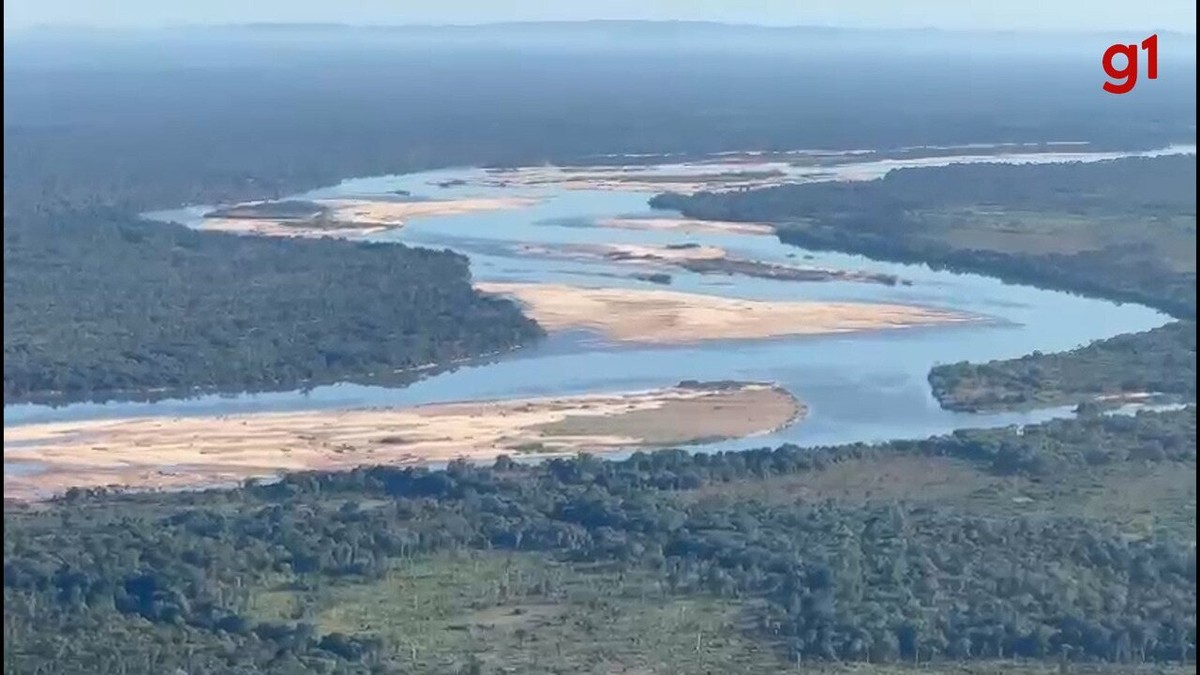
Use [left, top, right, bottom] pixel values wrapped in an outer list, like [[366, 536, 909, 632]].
[[4, 0, 1196, 33]]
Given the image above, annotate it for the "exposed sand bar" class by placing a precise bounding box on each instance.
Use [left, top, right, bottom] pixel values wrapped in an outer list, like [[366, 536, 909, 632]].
[[598, 217, 775, 236], [475, 282, 979, 345], [514, 242, 902, 286], [319, 197, 541, 224], [3, 382, 801, 501], [467, 165, 796, 193], [202, 197, 541, 238]]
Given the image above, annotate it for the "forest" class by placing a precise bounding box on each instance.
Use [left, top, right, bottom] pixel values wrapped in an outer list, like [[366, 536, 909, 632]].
[[653, 155, 1198, 410], [2, 211, 542, 403], [4, 407, 1195, 674], [930, 322, 1197, 412]]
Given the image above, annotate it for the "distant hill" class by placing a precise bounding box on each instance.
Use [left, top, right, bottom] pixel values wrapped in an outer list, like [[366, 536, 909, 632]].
[[7, 21, 1196, 62]]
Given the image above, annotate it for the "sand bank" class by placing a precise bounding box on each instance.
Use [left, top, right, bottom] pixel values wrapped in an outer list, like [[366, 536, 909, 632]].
[[514, 242, 902, 285], [3, 382, 801, 501], [465, 165, 796, 193], [475, 282, 978, 344], [202, 197, 540, 238], [597, 217, 775, 236]]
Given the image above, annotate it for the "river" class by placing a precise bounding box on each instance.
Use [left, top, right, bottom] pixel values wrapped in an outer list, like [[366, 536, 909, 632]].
[[3, 143, 1192, 460]]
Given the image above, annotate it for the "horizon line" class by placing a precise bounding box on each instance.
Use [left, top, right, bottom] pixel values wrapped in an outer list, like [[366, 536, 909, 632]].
[[6, 19, 1197, 38]]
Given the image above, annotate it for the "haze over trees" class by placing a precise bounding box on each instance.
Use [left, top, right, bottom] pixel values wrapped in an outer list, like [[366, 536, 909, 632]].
[[4, 25, 1195, 214]]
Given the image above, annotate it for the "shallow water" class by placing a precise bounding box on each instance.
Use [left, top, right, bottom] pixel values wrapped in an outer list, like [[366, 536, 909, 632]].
[[5, 144, 1192, 456]]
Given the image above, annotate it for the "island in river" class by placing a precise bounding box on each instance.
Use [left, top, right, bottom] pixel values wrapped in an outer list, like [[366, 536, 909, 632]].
[[474, 282, 979, 345], [3, 381, 802, 501], [201, 196, 541, 238], [513, 242, 904, 285]]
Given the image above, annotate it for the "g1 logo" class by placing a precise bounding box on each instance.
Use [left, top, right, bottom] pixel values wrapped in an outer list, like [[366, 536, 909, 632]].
[[1103, 34, 1158, 94]]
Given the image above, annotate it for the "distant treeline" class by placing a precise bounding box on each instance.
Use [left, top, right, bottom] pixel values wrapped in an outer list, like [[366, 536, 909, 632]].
[[4, 407, 1194, 673], [4, 45, 1194, 215], [3, 211, 543, 403]]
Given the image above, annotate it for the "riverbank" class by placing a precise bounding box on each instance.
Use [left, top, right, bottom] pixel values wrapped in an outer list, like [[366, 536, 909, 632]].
[[3, 381, 802, 501]]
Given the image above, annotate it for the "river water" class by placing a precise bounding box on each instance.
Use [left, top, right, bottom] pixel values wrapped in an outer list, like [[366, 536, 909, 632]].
[[4, 144, 1193, 457]]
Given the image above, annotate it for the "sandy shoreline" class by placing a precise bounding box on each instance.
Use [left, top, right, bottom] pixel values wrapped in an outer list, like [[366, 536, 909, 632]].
[[202, 197, 541, 238], [3, 382, 802, 501], [475, 282, 979, 344]]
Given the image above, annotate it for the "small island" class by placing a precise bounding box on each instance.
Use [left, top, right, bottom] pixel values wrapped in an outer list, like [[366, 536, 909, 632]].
[[514, 242, 902, 286], [475, 282, 980, 345], [200, 196, 542, 238]]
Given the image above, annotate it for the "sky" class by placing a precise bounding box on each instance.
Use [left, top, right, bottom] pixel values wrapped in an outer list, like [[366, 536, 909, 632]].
[[3, 0, 1196, 33]]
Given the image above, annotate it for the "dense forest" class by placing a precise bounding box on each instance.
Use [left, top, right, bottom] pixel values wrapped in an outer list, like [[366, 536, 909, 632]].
[[653, 155, 1198, 410], [4, 408, 1195, 673], [930, 322, 1197, 411], [3, 211, 542, 402]]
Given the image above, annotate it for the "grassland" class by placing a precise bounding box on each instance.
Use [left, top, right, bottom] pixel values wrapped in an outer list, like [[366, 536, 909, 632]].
[[246, 551, 785, 674]]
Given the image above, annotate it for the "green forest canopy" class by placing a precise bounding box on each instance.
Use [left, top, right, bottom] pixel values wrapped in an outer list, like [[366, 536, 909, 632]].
[[2, 211, 543, 402]]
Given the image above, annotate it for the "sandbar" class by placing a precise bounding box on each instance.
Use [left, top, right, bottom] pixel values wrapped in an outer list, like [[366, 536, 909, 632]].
[[597, 217, 775, 236], [3, 382, 801, 501], [202, 197, 541, 238], [514, 242, 902, 285], [466, 165, 796, 193], [475, 282, 979, 344]]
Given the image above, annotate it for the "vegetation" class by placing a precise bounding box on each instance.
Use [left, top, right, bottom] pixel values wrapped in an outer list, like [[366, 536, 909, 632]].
[[205, 200, 327, 221], [4, 408, 1194, 674], [653, 155, 1198, 410], [3, 30, 1196, 674], [930, 322, 1197, 411], [2, 211, 543, 403], [2, 38, 1193, 405], [652, 156, 1197, 318], [5, 33, 1193, 215]]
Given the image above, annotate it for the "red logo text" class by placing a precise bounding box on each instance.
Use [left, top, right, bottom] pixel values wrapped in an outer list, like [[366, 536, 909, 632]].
[[1103, 34, 1158, 94]]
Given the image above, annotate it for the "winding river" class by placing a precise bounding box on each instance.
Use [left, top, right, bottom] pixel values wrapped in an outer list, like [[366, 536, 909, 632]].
[[4, 144, 1194, 473]]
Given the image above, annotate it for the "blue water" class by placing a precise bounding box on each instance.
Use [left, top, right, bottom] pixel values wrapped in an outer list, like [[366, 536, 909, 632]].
[[5, 147, 1189, 454]]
